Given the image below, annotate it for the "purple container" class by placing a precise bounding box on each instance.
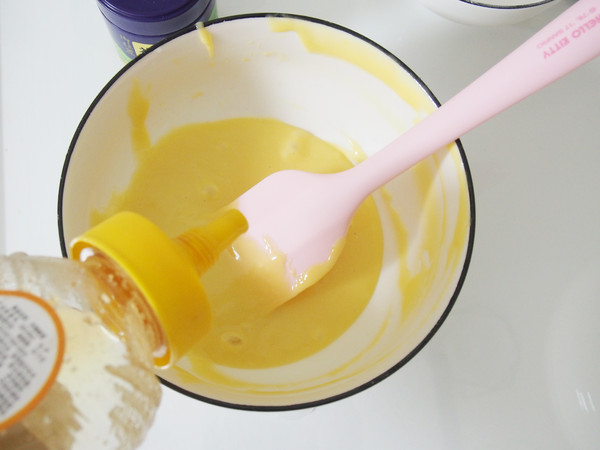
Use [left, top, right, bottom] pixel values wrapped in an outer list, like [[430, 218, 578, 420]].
[[97, 0, 217, 62]]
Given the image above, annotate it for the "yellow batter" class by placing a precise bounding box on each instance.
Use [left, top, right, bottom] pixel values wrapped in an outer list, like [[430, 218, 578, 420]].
[[92, 82, 384, 371]]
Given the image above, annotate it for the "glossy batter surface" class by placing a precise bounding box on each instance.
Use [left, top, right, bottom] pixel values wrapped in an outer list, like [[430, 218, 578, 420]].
[[93, 92, 384, 371]]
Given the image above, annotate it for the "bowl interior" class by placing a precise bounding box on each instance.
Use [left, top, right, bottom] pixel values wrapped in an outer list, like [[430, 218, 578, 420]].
[[59, 15, 474, 409]]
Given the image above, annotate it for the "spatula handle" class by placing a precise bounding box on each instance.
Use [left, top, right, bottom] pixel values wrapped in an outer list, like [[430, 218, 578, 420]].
[[356, 0, 600, 193]]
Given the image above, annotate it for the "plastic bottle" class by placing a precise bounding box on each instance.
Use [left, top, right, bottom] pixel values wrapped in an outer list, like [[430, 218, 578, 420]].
[[0, 210, 247, 449]]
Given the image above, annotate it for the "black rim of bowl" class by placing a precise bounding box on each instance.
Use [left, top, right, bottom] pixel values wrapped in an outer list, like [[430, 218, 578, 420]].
[[58, 12, 476, 412], [458, 0, 554, 10]]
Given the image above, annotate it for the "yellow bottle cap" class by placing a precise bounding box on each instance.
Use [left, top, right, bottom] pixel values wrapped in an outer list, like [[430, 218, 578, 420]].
[[70, 209, 247, 368]]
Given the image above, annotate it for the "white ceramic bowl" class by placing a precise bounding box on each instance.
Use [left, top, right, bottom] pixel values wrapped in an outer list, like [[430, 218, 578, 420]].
[[419, 0, 561, 25], [58, 14, 475, 410]]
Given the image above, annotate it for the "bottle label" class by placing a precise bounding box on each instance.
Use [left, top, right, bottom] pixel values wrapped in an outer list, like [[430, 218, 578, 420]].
[[132, 41, 153, 57], [0, 291, 65, 430]]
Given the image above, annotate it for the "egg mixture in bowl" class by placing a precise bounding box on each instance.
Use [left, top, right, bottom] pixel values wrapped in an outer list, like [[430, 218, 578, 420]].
[[59, 14, 475, 410]]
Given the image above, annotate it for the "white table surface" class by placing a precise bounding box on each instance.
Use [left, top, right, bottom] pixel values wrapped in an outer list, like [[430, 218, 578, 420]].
[[1, 0, 599, 448]]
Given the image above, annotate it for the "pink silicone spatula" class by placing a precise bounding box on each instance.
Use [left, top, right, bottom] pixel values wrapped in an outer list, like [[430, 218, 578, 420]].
[[235, 0, 600, 303]]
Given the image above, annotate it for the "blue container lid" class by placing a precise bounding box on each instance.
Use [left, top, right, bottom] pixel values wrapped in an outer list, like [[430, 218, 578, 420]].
[[97, 0, 211, 36]]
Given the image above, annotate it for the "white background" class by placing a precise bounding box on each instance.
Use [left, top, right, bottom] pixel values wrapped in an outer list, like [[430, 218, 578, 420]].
[[1, 0, 599, 448]]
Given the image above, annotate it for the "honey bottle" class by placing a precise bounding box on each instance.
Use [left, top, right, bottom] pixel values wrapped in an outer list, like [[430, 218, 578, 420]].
[[0, 210, 247, 449]]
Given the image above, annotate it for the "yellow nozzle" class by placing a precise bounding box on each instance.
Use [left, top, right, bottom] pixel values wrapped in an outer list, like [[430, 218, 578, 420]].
[[70, 209, 247, 368], [175, 209, 248, 274]]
